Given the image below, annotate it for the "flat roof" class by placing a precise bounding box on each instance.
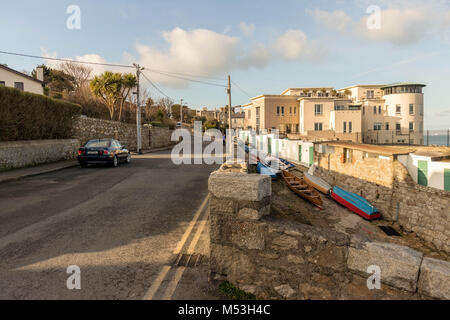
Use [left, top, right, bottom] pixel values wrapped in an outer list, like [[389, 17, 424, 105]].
[[337, 84, 385, 90], [250, 94, 300, 100], [321, 141, 413, 156], [281, 87, 334, 95], [381, 82, 426, 89]]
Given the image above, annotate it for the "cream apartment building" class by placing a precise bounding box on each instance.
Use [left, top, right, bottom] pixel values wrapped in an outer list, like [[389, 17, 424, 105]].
[[0, 64, 44, 94], [243, 83, 425, 145]]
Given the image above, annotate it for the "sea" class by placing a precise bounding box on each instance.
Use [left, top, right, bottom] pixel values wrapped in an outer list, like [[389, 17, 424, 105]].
[[424, 134, 449, 146]]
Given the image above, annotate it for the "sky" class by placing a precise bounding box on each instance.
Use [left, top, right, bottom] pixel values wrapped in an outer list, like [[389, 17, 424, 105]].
[[1, 0, 450, 129]]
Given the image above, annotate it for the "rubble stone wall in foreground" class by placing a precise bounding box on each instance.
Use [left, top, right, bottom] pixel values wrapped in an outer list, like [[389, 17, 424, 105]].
[[208, 169, 450, 300]]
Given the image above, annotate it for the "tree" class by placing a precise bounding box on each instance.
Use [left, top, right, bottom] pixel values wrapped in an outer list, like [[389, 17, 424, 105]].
[[90, 71, 122, 120], [118, 73, 137, 121], [59, 61, 92, 94]]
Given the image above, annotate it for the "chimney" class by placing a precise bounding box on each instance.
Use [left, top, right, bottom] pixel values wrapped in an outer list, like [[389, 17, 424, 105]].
[[36, 67, 44, 82]]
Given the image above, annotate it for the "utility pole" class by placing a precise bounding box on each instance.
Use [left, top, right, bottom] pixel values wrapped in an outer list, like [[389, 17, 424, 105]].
[[180, 98, 184, 124], [227, 75, 232, 130], [133, 63, 144, 154]]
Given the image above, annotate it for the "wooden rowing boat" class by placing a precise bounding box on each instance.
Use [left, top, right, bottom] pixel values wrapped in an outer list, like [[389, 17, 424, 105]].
[[303, 172, 331, 194], [281, 170, 323, 209]]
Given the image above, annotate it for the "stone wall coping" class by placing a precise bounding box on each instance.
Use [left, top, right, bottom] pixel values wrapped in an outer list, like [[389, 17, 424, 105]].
[[0, 139, 80, 148], [208, 171, 271, 201]]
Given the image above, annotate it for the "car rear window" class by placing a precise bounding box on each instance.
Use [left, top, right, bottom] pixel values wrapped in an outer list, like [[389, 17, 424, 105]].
[[85, 140, 110, 148]]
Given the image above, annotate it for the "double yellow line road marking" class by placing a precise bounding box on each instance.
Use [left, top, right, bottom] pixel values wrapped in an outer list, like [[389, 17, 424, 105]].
[[143, 195, 210, 300]]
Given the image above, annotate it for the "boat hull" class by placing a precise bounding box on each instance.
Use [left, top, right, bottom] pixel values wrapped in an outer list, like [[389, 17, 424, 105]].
[[303, 172, 331, 194], [331, 186, 381, 220], [281, 171, 323, 209]]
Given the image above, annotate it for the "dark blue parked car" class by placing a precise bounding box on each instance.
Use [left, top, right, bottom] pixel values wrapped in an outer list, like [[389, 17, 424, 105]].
[[77, 139, 131, 168]]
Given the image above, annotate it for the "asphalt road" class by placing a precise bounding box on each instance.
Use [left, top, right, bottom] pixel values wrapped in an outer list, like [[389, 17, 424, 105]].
[[0, 144, 222, 299]]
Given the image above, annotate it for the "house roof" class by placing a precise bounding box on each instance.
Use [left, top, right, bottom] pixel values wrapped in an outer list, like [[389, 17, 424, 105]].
[[321, 141, 413, 156], [0, 64, 44, 84], [381, 82, 426, 89], [337, 84, 385, 91], [280, 87, 334, 95]]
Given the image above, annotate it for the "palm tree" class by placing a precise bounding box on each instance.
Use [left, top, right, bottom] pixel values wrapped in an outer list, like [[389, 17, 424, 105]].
[[118, 73, 137, 121], [90, 71, 122, 120]]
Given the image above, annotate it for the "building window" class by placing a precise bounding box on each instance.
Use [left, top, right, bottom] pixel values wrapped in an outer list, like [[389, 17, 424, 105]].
[[314, 122, 323, 131], [314, 104, 323, 115], [276, 106, 280, 116], [367, 90, 374, 99], [373, 123, 382, 131], [290, 106, 292, 114], [281, 106, 284, 116], [396, 104, 401, 114], [343, 121, 347, 133], [295, 124, 299, 132], [0, 81, 5, 86], [409, 104, 414, 115], [14, 82, 24, 91], [378, 105, 381, 114], [385, 122, 389, 130], [335, 105, 345, 110], [294, 107, 296, 114], [373, 106, 377, 114], [409, 122, 414, 131], [396, 123, 401, 131], [362, 106, 365, 115], [349, 121, 352, 133]]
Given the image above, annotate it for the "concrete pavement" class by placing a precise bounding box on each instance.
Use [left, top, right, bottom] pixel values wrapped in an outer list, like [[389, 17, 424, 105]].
[[0, 144, 224, 299]]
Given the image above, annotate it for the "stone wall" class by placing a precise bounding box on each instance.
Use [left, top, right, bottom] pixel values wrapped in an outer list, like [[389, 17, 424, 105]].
[[208, 169, 450, 300], [73, 116, 175, 152], [148, 126, 176, 149], [392, 161, 450, 253], [73, 116, 149, 151], [314, 146, 450, 254], [0, 139, 79, 171]]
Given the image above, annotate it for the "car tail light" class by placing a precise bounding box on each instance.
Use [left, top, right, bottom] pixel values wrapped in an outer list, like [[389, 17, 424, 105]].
[[99, 150, 108, 155], [78, 150, 82, 155], [103, 150, 108, 155]]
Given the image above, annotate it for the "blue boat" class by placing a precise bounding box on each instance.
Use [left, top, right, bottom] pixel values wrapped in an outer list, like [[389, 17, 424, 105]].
[[330, 186, 380, 220], [256, 162, 278, 179], [279, 158, 295, 169]]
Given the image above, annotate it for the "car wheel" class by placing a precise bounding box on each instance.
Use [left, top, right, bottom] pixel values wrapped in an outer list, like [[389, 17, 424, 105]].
[[112, 156, 118, 167], [125, 153, 131, 164]]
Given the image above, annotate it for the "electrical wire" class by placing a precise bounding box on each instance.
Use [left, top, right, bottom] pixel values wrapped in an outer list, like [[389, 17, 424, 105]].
[[0, 49, 227, 88], [141, 71, 174, 100], [144, 67, 226, 81], [0, 50, 134, 68], [146, 69, 227, 87], [231, 80, 253, 99]]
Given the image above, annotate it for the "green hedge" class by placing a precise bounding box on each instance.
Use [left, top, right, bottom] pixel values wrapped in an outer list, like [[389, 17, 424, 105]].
[[0, 86, 81, 141]]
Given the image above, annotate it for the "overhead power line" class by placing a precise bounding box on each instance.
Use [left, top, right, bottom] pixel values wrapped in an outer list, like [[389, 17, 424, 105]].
[[146, 69, 227, 87], [0, 50, 134, 68], [231, 80, 253, 99], [144, 68, 226, 81], [141, 71, 174, 100]]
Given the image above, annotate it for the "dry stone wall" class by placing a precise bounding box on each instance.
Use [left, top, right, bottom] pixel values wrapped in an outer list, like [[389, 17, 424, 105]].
[[315, 147, 449, 254], [0, 139, 79, 171], [208, 169, 450, 300], [73, 116, 175, 152], [73, 116, 149, 151]]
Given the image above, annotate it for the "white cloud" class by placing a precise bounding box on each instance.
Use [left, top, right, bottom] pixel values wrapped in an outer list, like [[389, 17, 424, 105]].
[[306, 2, 450, 45], [42, 26, 327, 88], [306, 9, 352, 33], [275, 29, 327, 62], [41, 48, 127, 75], [239, 22, 256, 37]]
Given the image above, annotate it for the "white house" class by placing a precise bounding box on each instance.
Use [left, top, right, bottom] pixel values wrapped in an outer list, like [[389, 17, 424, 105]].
[[0, 64, 44, 95]]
